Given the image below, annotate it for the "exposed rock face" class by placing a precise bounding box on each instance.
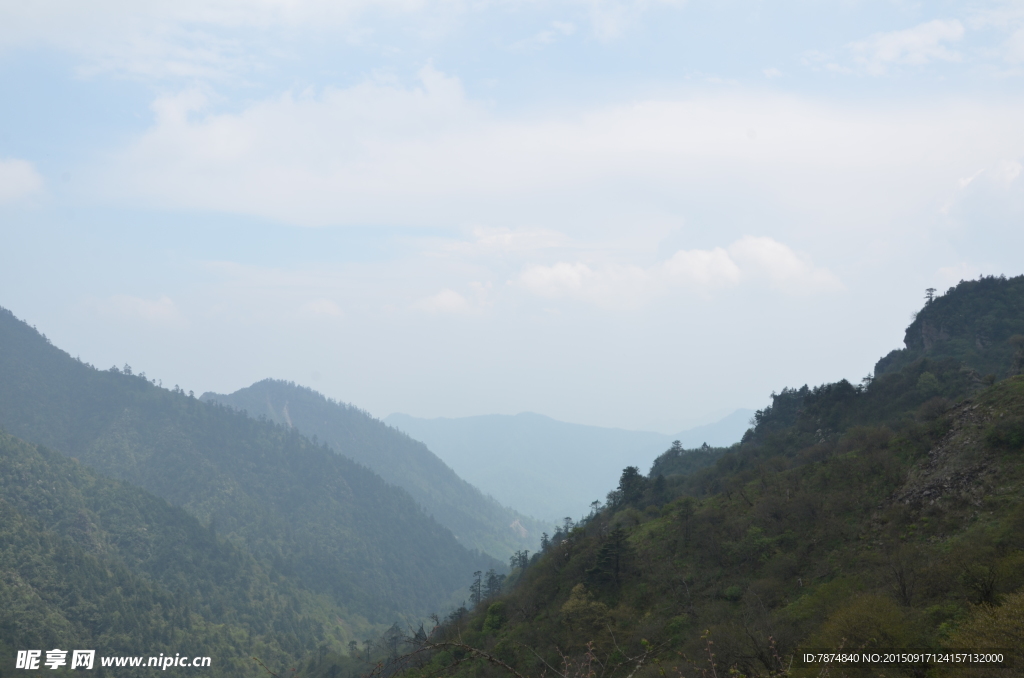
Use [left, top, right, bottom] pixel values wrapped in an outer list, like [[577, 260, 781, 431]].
[[893, 401, 998, 510], [917, 319, 950, 352]]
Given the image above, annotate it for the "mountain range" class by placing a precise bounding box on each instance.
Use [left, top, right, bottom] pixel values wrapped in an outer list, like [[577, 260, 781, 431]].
[[384, 408, 754, 523], [202, 380, 546, 560], [380, 274, 1024, 678], [0, 305, 502, 676], [5, 274, 1023, 678]]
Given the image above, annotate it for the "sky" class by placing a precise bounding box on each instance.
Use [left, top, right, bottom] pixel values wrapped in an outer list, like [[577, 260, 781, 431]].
[[1, 0, 1023, 433]]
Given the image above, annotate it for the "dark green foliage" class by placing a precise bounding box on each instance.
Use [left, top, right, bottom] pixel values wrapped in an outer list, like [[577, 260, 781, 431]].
[[202, 380, 543, 560], [0, 431, 349, 678], [985, 416, 1024, 451], [649, 440, 726, 479], [398, 281, 1024, 678], [0, 306, 497, 623], [484, 570, 506, 600], [615, 466, 646, 507], [584, 528, 633, 591], [876, 274, 1024, 379], [407, 374, 1024, 676]]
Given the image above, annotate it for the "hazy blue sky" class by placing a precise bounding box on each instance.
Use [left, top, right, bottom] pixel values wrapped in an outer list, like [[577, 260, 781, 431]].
[[2, 0, 1023, 432]]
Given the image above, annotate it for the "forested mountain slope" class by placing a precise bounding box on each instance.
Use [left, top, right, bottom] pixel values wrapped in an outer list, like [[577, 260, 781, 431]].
[[876, 274, 1024, 379], [386, 278, 1024, 678], [0, 306, 496, 623], [0, 430, 358, 678], [203, 380, 545, 560]]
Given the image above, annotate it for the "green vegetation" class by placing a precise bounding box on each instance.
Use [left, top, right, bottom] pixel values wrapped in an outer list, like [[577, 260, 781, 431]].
[[876, 274, 1024, 379], [203, 380, 545, 560], [0, 306, 498, 654], [0, 430, 357, 678], [384, 277, 1024, 678], [7, 275, 1024, 678]]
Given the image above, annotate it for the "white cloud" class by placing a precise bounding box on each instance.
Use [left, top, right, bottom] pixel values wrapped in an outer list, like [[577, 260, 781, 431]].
[[849, 19, 964, 75], [515, 236, 839, 308], [298, 298, 344, 318], [416, 288, 472, 314], [0, 0, 677, 80], [763, 67, 782, 79], [0, 158, 43, 203], [942, 157, 1023, 214], [512, 20, 576, 50], [663, 247, 740, 287], [95, 295, 187, 328], [727, 236, 842, 292], [581, 0, 682, 41], [101, 72, 1024, 234], [958, 169, 984, 189], [1006, 28, 1024, 62], [0, 0, 415, 79], [518, 260, 653, 308], [520, 261, 594, 296], [442, 227, 571, 257], [993, 159, 1022, 184]]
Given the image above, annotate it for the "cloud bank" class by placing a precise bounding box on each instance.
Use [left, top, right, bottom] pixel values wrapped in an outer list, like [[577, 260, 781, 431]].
[[517, 236, 841, 308], [97, 66, 1024, 239], [0, 158, 43, 203]]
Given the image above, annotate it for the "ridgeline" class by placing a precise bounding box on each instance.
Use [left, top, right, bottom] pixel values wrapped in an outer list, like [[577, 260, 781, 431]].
[[0, 306, 500, 677], [377, 275, 1024, 678], [203, 380, 545, 561]]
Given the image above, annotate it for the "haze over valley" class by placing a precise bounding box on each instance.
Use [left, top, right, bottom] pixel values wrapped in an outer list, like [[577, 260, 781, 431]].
[[384, 409, 754, 522]]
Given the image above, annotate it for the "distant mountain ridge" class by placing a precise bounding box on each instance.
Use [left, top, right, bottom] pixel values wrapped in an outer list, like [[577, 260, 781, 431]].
[[384, 409, 754, 524], [202, 380, 547, 559]]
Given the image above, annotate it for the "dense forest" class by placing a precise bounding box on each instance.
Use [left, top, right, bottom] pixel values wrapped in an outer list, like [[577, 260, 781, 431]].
[[0, 305, 503, 676], [0, 430, 352, 678], [356, 275, 1024, 678], [203, 380, 545, 560]]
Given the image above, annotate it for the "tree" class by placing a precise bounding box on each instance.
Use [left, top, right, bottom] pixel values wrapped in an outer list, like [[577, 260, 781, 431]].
[[616, 466, 646, 507], [925, 287, 936, 304], [509, 550, 529, 571], [677, 496, 695, 548], [1010, 334, 1024, 375], [586, 528, 632, 589], [470, 570, 483, 607], [649, 473, 667, 504], [485, 569, 505, 599]]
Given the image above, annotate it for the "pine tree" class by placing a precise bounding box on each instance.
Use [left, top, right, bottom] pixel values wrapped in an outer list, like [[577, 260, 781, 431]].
[[470, 570, 483, 606]]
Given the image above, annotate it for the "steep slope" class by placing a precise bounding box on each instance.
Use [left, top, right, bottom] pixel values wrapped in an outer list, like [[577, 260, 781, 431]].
[[876, 274, 1024, 379], [0, 430, 362, 678], [202, 380, 544, 560], [384, 411, 751, 524], [388, 278, 1024, 678], [0, 306, 496, 623]]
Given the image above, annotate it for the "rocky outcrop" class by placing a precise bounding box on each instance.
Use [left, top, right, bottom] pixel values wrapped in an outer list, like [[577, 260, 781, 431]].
[[892, 402, 998, 509]]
